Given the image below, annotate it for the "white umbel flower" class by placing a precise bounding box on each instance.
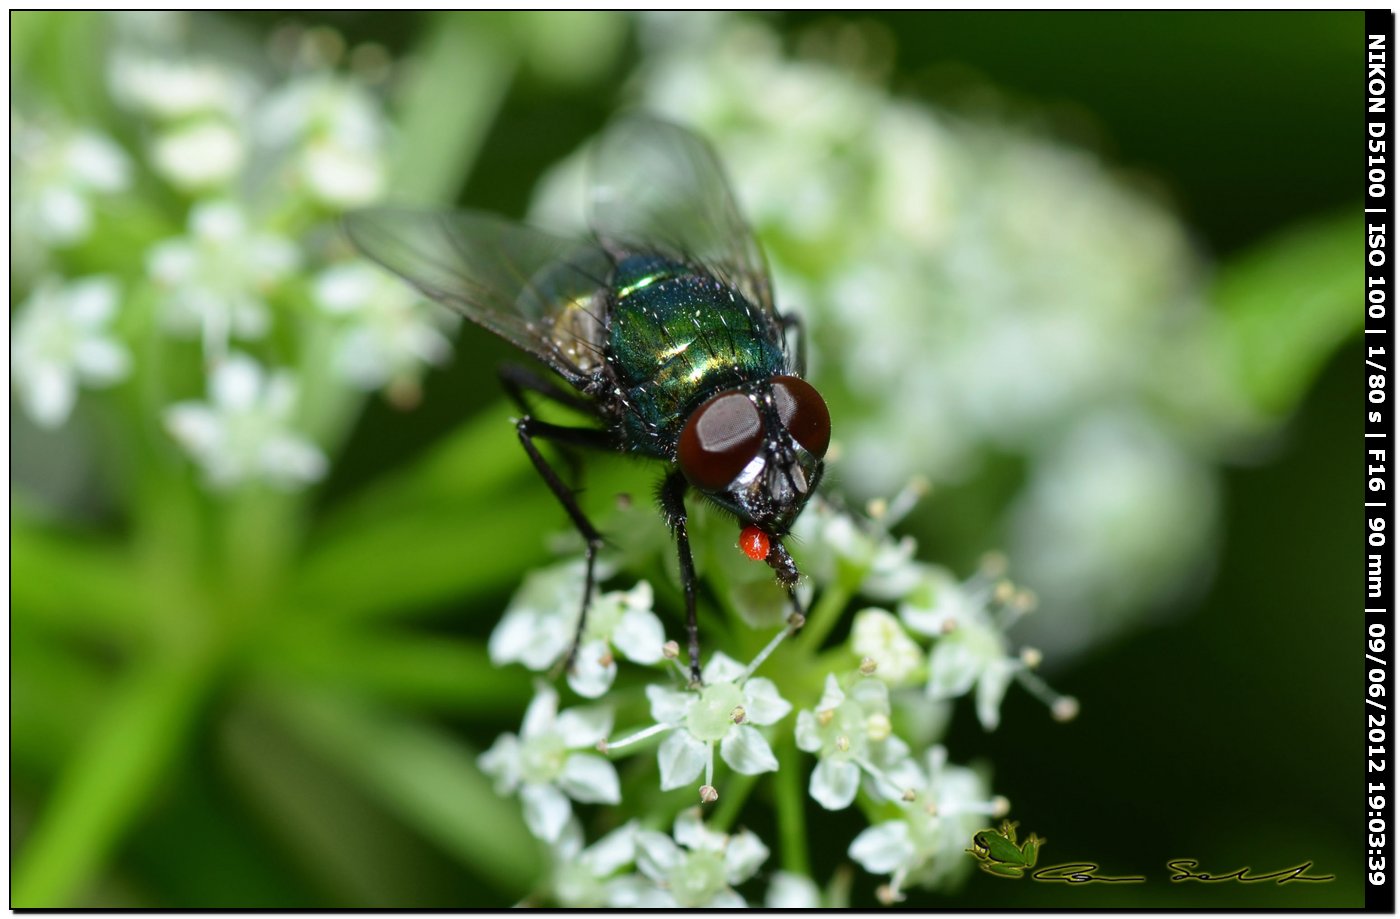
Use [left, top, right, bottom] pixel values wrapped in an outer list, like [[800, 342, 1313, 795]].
[[12, 117, 131, 247], [312, 261, 458, 393], [621, 808, 768, 908], [638, 651, 791, 792], [795, 673, 906, 810], [255, 72, 385, 208], [848, 746, 1005, 901], [164, 353, 326, 490], [150, 118, 245, 191], [478, 684, 620, 843], [109, 54, 252, 120], [550, 819, 640, 908], [11, 276, 131, 428], [147, 199, 299, 356], [488, 565, 665, 698]]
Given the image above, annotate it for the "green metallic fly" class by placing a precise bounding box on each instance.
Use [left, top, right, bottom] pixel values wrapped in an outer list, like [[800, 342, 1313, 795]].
[[345, 116, 830, 685]]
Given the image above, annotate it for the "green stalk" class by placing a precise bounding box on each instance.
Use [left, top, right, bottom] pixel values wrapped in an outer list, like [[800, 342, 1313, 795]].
[[795, 567, 860, 652], [12, 652, 215, 906], [773, 733, 811, 876], [387, 14, 516, 204], [708, 771, 760, 832]]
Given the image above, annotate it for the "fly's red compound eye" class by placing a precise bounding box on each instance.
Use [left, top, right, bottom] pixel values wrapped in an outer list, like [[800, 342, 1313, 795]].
[[772, 375, 831, 458], [678, 390, 764, 491]]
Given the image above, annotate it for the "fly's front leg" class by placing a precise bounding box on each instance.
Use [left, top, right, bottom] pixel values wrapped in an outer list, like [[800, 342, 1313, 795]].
[[515, 417, 613, 674], [659, 470, 703, 687]]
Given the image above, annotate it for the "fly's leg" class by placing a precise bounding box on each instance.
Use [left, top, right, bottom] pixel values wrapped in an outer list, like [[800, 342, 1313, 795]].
[[515, 417, 614, 674], [778, 312, 808, 377], [659, 470, 704, 687], [500, 363, 596, 416], [501, 363, 596, 487]]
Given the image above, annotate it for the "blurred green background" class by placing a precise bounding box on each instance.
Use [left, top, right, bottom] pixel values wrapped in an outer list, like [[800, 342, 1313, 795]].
[[11, 11, 1362, 907]]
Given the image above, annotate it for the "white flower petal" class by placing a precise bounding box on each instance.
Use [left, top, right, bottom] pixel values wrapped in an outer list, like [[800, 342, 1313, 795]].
[[794, 710, 822, 753], [634, 830, 683, 881], [558, 753, 621, 804], [520, 781, 573, 843], [488, 608, 547, 667], [521, 685, 560, 739], [613, 606, 666, 664], [851, 607, 924, 685], [766, 871, 822, 908], [719, 724, 778, 775], [926, 634, 983, 699], [72, 338, 130, 384], [809, 757, 860, 810], [259, 436, 327, 486], [723, 828, 769, 884], [740, 677, 792, 726], [657, 729, 708, 790], [164, 403, 220, 452], [567, 639, 618, 699], [674, 808, 726, 853], [555, 818, 585, 861], [975, 660, 1015, 731], [211, 354, 261, 411], [65, 277, 119, 324], [848, 820, 915, 875], [554, 704, 613, 748], [705, 889, 748, 908], [700, 651, 746, 685], [816, 673, 846, 711], [477, 733, 522, 793], [22, 363, 75, 428], [646, 684, 692, 726], [582, 820, 638, 876]]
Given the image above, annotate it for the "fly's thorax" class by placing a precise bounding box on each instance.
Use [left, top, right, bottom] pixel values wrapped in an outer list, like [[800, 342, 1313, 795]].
[[604, 254, 784, 456]]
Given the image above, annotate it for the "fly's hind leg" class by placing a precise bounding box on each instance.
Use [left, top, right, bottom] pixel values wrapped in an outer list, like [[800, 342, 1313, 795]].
[[515, 416, 615, 676], [658, 470, 704, 687]]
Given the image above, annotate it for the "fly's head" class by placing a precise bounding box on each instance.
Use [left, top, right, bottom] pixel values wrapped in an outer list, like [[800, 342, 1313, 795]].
[[676, 375, 830, 586]]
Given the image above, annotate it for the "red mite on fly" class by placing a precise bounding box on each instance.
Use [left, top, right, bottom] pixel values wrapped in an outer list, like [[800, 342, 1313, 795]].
[[346, 116, 829, 686]]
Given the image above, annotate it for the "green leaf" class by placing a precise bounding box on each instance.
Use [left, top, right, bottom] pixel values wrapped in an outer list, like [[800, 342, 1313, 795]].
[[272, 689, 541, 896], [387, 15, 516, 204], [292, 489, 557, 622], [257, 626, 532, 713], [1215, 210, 1362, 416], [12, 654, 214, 907], [11, 518, 150, 643], [12, 631, 110, 772], [221, 701, 461, 907]]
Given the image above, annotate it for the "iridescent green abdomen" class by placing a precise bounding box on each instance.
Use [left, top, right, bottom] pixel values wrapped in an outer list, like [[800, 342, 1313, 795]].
[[608, 254, 784, 458]]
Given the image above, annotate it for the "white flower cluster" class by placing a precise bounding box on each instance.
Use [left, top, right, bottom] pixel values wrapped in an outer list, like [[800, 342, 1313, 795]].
[[11, 13, 454, 490], [482, 481, 1073, 906]]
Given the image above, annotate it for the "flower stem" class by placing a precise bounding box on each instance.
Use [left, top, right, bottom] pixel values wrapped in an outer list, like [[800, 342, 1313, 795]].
[[795, 568, 858, 653], [707, 771, 759, 832], [773, 734, 811, 876]]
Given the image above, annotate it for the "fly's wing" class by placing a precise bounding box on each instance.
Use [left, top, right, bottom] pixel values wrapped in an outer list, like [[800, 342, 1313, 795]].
[[589, 115, 780, 333], [344, 209, 615, 383]]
